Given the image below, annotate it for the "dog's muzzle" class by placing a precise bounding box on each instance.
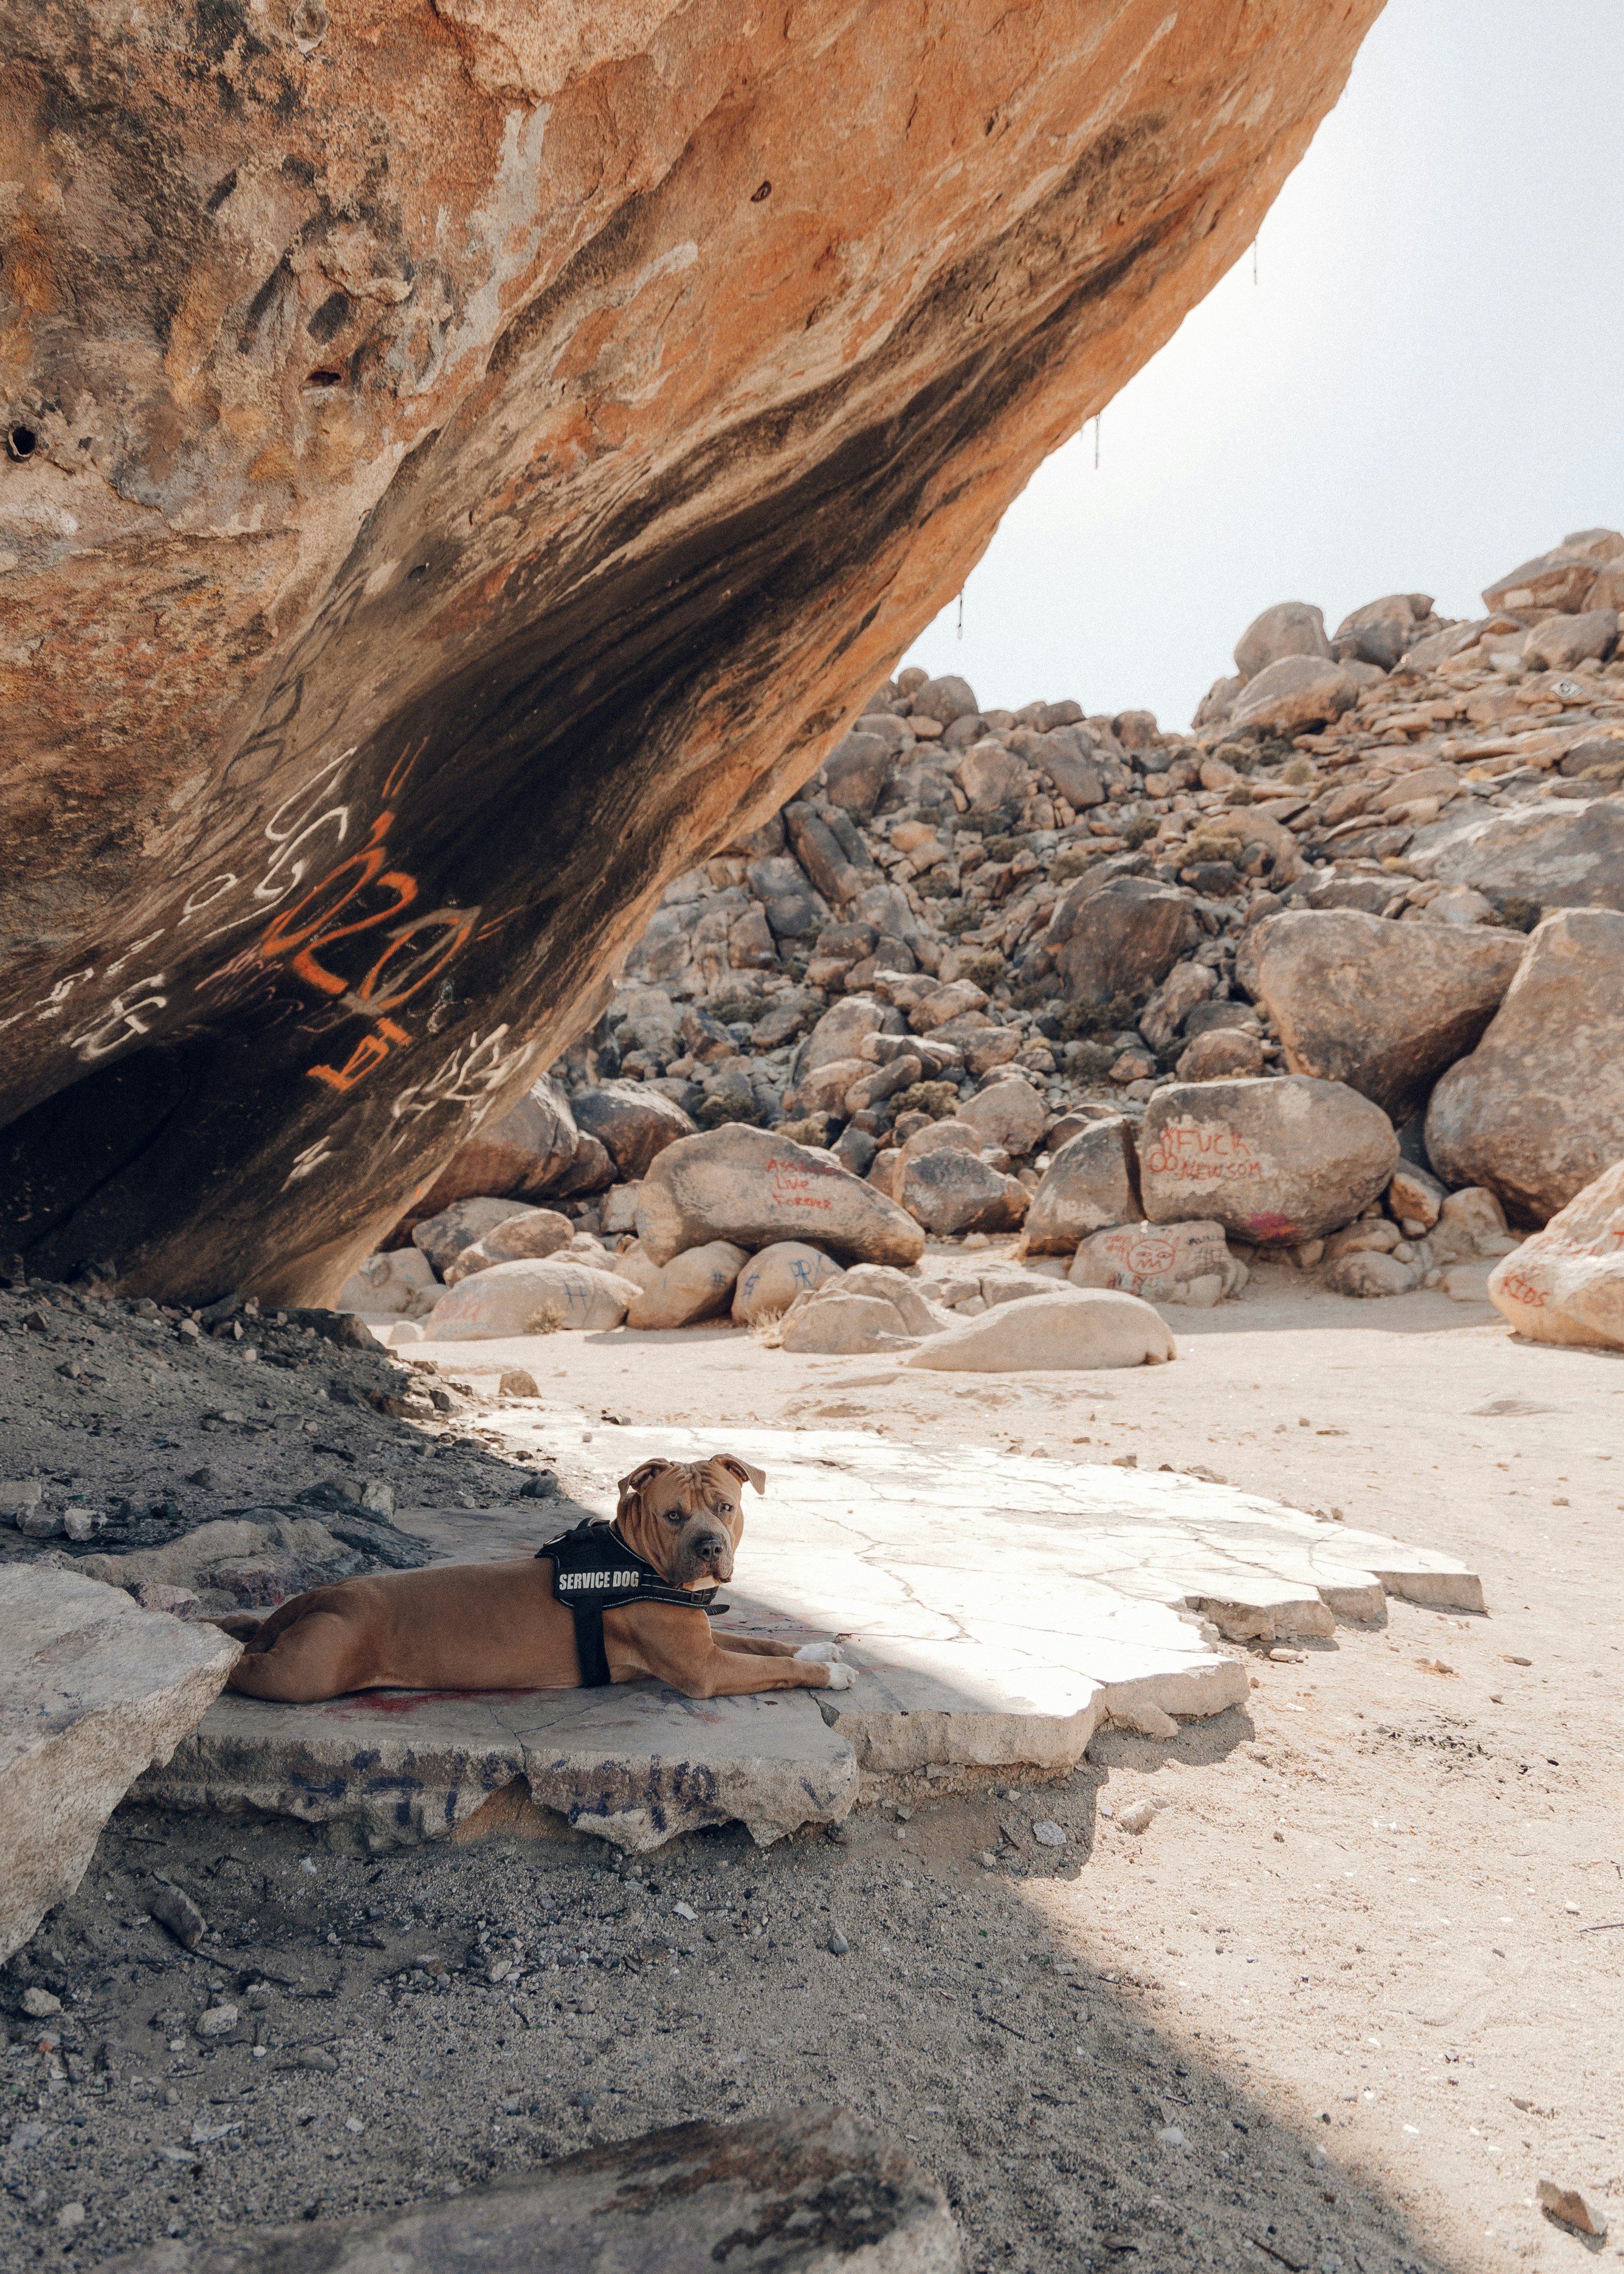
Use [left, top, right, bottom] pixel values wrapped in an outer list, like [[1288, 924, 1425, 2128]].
[[680, 1529, 733, 1585]]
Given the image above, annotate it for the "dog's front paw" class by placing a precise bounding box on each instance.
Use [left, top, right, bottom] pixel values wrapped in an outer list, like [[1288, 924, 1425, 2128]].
[[821, 1661, 857, 1691], [794, 1641, 844, 1664]]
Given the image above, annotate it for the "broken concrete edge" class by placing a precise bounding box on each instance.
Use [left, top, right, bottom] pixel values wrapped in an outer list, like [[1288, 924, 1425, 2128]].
[[97, 2106, 963, 2274]]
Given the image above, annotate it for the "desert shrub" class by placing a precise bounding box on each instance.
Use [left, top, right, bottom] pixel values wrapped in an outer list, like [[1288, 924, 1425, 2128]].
[[960, 952, 1008, 990], [1050, 846, 1098, 882], [890, 1080, 962, 1121], [697, 1092, 765, 1130]]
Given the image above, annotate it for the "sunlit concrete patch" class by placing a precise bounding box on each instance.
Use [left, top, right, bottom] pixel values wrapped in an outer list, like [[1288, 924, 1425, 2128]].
[[518, 1422, 1483, 1769]]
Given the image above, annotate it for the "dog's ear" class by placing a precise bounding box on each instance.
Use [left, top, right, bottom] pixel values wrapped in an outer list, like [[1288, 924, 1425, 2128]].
[[714, 1455, 766, 1498], [616, 1458, 673, 1521]]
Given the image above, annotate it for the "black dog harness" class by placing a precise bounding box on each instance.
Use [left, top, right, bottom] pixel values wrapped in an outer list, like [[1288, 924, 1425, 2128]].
[[537, 1516, 727, 1688]]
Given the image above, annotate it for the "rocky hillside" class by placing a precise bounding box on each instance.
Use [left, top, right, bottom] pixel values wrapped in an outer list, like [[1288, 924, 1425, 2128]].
[[319, 529, 1624, 1354]]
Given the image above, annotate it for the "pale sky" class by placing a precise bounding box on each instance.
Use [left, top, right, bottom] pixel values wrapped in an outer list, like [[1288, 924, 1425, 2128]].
[[901, 0, 1624, 731]]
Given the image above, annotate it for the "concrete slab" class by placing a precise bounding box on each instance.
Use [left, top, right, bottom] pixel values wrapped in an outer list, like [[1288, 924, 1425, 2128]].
[[135, 1494, 856, 1855], [134, 1426, 1482, 1848], [540, 1426, 1482, 1771]]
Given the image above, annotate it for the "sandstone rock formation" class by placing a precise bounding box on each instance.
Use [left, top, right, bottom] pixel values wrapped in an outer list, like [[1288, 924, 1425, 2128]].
[[0, 1, 1383, 1303]]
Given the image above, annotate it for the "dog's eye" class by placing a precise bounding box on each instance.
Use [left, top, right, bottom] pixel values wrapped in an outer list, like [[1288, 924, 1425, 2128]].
[[663, 1507, 684, 1523]]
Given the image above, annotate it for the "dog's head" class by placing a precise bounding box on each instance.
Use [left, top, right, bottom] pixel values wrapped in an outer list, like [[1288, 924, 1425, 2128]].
[[614, 1455, 766, 1588]]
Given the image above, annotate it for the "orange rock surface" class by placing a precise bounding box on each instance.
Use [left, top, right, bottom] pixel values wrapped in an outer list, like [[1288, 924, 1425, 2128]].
[[0, 0, 1380, 1298]]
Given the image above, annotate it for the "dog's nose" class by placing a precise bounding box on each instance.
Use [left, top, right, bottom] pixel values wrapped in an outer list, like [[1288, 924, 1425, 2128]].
[[693, 1532, 726, 1563]]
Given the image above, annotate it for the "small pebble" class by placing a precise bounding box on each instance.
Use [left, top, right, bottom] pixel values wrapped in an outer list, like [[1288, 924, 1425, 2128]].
[[1032, 1820, 1066, 1848], [827, 1932, 850, 1955]]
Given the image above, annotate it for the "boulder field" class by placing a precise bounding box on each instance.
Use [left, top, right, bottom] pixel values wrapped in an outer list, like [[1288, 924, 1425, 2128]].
[[0, 0, 1381, 1302], [321, 526, 1624, 1352]]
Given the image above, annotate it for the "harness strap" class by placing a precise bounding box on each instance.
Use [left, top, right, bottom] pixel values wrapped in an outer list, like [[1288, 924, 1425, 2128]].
[[536, 1516, 728, 1690]]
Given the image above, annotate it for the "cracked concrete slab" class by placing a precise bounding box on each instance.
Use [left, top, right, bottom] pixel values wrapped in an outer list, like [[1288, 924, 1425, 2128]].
[[544, 1428, 1482, 1770], [136, 1429, 1481, 1847]]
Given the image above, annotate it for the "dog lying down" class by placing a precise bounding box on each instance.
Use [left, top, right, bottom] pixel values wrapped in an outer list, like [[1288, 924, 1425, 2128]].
[[216, 1455, 856, 1706]]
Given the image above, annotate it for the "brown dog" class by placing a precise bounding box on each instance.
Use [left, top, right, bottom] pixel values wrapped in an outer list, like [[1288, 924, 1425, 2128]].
[[219, 1455, 854, 1705]]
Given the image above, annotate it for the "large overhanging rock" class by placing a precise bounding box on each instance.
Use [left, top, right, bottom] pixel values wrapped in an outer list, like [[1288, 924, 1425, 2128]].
[[0, 2, 1380, 1301]]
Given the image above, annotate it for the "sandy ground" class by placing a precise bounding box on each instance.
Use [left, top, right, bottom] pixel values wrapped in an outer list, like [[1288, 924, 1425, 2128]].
[[4, 1258, 1622, 2273]]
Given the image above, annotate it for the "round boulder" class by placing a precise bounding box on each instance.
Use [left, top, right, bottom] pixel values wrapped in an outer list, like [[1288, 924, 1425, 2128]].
[[419, 1259, 641, 1339], [1228, 656, 1357, 736], [1068, 1221, 1245, 1307], [443, 1208, 573, 1285], [780, 1292, 915, 1355], [900, 1149, 1028, 1237], [1137, 1077, 1399, 1246], [411, 1197, 536, 1279], [1425, 909, 1624, 1223], [732, 1242, 844, 1325], [1023, 1116, 1141, 1253], [571, 1083, 698, 1181], [619, 1241, 748, 1331], [635, 1125, 925, 1269], [901, 1288, 1175, 1373]]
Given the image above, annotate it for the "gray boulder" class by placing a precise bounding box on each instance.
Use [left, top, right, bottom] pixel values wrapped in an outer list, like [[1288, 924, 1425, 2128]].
[[411, 1194, 535, 1278], [1042, 873, 1197, 1005], [1425, 909, 1624, 1224], [1253, 909, 1526, 1122], [1331, 593, 1434, 670], [401, 1072, 582, 1226], [1024, 1117, 1141, 1252], [637, 1125, 925, 1268], [1228, 655, 1358, 736], [1234, 601, 1333, 679], [910, 673, 979, 725], [2, 1568, 239, 1962], [901, 1148, 1028, 1236], [1138, 1076, 1399, 1246], [1408, 797, 1624, 913], [822, 730, 893, 815], [746, 853, 829, 939], [572, 1082, 698, 1181], [103, 2110, 960, 2274]]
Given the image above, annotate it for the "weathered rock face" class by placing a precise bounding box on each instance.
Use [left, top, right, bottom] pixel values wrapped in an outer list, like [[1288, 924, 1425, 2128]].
[[1407, 799, 1624, 912], [1253, 909, 1526, 1123], [1425, 909, 1624, 1224], [0, 2, 1382, 1301]]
